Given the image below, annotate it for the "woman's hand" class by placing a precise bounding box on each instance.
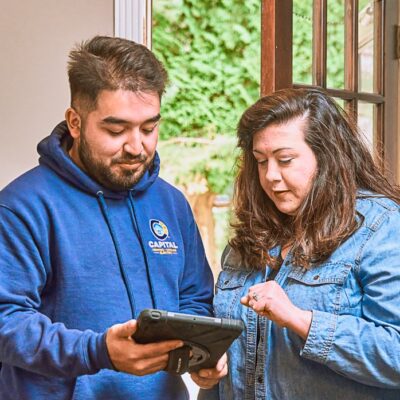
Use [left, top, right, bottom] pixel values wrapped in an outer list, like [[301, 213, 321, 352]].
[[241, 281, 312, 340]]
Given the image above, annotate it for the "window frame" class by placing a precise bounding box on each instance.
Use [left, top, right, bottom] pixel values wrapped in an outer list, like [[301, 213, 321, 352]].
[[114, 0, 152, 47]]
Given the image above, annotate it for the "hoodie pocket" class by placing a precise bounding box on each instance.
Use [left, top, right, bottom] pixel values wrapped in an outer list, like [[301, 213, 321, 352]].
[[286, 263, 352, 314]]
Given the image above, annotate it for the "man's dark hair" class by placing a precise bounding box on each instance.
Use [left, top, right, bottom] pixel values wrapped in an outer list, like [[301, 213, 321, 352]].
[[67, 35, 168, 114]]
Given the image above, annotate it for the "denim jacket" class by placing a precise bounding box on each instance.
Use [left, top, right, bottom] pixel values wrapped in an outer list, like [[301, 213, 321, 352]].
[[201, 195, 400, 400]]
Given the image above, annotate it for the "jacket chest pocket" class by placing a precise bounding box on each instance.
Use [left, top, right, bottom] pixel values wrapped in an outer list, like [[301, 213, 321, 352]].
[[214, 270, 248, 319], [286, 263, 352, 314]]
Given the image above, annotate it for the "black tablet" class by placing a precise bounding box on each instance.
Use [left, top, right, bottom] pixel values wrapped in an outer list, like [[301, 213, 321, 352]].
[[133, 309, 244, 374]]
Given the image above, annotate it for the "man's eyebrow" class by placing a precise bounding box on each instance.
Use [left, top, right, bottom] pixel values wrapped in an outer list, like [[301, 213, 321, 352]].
[[145, 114, 162, 123], [101, 114, 161, 125]]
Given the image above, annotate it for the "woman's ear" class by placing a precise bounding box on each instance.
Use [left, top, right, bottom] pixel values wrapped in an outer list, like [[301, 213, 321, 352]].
[[65, 108, 81, 139]]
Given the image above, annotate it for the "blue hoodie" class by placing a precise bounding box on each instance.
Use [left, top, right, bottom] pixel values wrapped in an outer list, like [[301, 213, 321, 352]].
[[0, 122, 213, 399]]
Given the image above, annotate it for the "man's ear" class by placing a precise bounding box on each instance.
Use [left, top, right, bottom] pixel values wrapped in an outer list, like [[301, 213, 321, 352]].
[[65, 108, 81, 139]]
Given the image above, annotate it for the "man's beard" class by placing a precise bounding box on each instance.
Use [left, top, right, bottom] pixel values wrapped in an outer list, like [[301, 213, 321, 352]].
[[78, 132, 153, 191]]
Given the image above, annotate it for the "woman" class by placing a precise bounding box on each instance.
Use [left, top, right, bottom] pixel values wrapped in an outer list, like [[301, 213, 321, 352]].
[[204, 88, 400, 399]]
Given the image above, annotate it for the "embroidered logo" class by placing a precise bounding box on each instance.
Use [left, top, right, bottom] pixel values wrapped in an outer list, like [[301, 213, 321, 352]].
[[148, 219, 179, 255], [150, 219, 169, 240]]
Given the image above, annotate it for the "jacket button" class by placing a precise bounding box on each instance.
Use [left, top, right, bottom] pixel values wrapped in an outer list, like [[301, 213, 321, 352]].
[[313, 275, 320, 280], [257, 375, 263, 383], [224, 280, 230, 285]]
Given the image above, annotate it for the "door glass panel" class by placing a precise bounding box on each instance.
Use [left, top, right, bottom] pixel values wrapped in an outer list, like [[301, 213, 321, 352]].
[[358, 101, 374, 152], [334, 97, 345, 109], [293, 0, 313, 84], [358, 0, 375, 93], [327, 1, 345, 88]]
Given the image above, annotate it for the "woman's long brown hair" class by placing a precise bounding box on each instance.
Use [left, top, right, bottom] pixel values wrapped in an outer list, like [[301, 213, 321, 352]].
[[230, 88, 400, 269]]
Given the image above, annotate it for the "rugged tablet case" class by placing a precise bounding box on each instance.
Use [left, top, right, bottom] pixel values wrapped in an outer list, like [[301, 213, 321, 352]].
[[133, 309, 244, 373]]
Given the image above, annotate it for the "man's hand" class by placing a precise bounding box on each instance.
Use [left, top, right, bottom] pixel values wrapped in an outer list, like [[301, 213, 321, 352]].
[[106, 319, 183, 376], [190, 353, 228, 389]]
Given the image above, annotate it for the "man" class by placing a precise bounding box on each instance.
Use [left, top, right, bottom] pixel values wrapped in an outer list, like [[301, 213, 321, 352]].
[[0, 36, 226, 399]]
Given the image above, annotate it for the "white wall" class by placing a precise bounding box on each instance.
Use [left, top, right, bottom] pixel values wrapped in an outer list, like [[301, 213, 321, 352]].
[[0, 0, 113, 188]]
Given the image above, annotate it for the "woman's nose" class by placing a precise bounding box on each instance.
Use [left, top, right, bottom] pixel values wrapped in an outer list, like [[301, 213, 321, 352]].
[[265, 163, 281, 182]]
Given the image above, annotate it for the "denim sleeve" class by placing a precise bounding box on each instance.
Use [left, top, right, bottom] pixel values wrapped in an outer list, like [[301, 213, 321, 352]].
[[301, 209, 400, 389]]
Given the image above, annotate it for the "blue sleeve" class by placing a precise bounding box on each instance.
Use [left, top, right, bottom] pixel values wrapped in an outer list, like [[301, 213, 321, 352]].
[[301, 209, 400, 388], [178, 207, 214, 317], [0, 206, 113, 378]]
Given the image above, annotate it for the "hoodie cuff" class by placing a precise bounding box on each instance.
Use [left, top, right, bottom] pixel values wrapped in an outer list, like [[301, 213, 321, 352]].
[[300, 310, 338, 364], [84, 331, 115, 372]]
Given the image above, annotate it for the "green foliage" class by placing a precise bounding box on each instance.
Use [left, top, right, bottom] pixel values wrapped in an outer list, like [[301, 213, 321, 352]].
[[360, 0, 372, 9], [326, 1, 345, 88], [152, 0, 261, 141], [293, 0, 313, 85], [157, 136, 238, 195]]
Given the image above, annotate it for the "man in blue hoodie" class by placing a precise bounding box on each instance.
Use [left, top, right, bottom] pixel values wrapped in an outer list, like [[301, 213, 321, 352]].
[[0, 36, 226, 399]]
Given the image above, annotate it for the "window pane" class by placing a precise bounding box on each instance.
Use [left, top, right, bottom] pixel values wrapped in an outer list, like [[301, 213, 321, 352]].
[[327, 1, 345, 89], [358, 101, 375, 152], [293, 0, 313, 85], [358, 0, 375, 93], [333, 97, 345, 109]]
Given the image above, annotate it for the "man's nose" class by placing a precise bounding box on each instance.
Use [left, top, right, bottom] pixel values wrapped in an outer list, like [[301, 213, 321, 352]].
[[123, 131, 143, 156]]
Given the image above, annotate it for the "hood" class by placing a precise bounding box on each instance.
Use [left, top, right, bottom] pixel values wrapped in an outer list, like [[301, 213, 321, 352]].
[[37, 121, 160, 199]]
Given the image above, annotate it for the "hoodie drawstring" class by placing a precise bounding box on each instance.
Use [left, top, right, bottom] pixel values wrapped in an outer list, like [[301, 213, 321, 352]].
[[96, 191, 137, 317], [128, 190, 158, 309]]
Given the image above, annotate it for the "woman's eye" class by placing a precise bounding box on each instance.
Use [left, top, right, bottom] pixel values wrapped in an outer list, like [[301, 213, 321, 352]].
[[279, 158, 293, 164], [256, 159, 267, 165]]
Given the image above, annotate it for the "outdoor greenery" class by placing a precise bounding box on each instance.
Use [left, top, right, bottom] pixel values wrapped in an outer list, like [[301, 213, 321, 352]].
[[153, 0, 260, 140], [153, 0, 260, 195]]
